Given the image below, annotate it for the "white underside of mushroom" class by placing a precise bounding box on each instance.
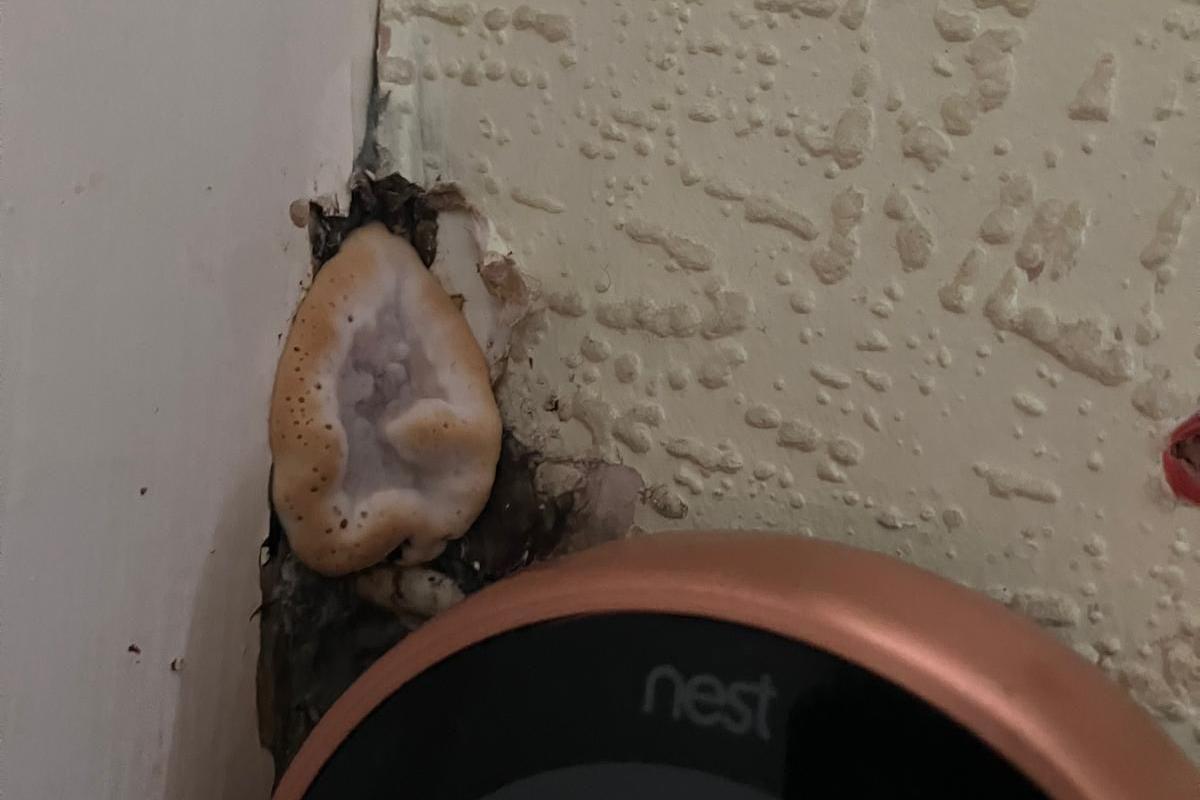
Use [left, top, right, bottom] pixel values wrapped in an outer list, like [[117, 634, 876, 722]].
[[270, 223, 502, 576]]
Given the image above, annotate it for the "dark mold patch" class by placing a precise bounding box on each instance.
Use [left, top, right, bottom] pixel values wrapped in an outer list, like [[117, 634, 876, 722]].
[[308, 172, 439, 270], [429, 436, 575, 593], [256, 435, 626, 779], [256, 528, 410, 778]]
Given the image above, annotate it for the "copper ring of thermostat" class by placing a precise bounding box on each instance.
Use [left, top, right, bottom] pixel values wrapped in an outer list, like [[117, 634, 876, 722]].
[[274, 530, 1197, 800]]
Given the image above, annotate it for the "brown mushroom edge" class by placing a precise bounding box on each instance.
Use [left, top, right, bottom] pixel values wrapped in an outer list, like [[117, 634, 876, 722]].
[[269, 223, 502, 577]]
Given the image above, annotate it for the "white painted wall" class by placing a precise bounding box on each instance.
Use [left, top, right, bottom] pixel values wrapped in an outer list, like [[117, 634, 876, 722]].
[[376, 0, 1200, 757], [0, 0, 375, 796]]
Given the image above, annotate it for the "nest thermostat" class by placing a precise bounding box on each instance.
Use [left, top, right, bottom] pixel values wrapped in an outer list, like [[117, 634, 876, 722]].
[[274, 531, 1198, 799]]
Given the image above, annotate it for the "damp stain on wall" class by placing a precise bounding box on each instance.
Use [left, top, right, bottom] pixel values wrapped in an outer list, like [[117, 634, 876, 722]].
[[370, 0, 1200, 757]]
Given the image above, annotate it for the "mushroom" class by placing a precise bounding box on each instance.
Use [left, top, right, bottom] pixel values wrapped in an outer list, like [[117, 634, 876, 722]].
[[269, 223, 501, 576]]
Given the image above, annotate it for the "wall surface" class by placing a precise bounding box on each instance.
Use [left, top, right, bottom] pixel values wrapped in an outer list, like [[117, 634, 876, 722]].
[[376, 0, 1200, 756], [4, 0, 1198, 792], [0, 0, 375, 797]]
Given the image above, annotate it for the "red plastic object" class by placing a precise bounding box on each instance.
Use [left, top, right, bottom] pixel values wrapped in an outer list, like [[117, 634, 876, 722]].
[[1164, 412, 1200, 504]]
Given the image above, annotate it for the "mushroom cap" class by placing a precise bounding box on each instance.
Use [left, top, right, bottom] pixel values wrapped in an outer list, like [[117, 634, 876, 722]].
[[270, 223, 501, 576]]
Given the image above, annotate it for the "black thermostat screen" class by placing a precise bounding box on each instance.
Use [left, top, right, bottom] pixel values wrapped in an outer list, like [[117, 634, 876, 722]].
[[480, 763, 774, 799], [304, 613, 1047, 800]]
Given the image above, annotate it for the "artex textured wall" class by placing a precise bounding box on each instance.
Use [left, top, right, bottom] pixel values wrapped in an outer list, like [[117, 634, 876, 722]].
[[374, 0, 1200, 757]]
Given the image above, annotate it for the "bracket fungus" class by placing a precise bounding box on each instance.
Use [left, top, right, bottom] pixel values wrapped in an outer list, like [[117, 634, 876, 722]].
[[270, 223, 502, 576]]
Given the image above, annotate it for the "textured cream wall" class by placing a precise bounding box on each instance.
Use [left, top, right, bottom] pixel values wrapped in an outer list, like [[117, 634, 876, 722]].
[[376, 0, 1200, 756]]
